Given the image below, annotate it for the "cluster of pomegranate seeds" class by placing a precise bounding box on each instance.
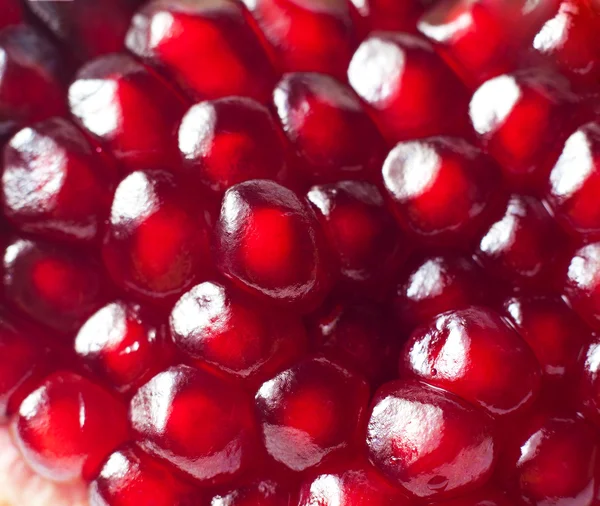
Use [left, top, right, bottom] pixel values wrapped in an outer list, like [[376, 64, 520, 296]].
[[3, 1, 600, 505]]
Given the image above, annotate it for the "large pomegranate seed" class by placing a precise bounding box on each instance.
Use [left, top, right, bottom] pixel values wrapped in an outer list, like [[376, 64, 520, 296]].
[[350, 0, 423, 33], [474, 194, 566, 288], [0, 0, 23, 30], [178, 97, 286, 194], [170, 281, 307, 386], [546, 121, 600, 239], [498, 411, 598, 506], [393, 253, 488, 330], [382, 137, 502, 245], [242, 0, 358, 81], [576, 335, 600, 428], [12, 371, 129, 482], [306, 300, 398, 384], [505, 295, 591, 386], [102, 170, 212, 305], [297, 458, 412, 506], [0, 310, 51, 422], [418, 0, 559, 86], [126, 0, 276, 103], [564, 242, 600, 330], [348, 33, 471, 144], [307, 180, 405, 293], [366, 380, 497, 499], [2, 118, 117, 244], [469, 70, 578, 190], [130, 364, 258, 486], [273, 73, 385, 186], [255, 356, 369, 472], [25, 0, 138, 61], [75, 301, 172, 394], [214, 179, 333, 312], [3, 237, 106, 334], [0, 25, 67, 139], [90, 444, 205, 506], [211, 479, 293, 506], [401, 306, 542, 417], [69, 54, 188, 174]]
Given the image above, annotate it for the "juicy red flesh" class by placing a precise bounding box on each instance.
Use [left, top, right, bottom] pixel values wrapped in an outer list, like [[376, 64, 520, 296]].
[[211, 479, 293, 506], [0, 0, 23, 30]]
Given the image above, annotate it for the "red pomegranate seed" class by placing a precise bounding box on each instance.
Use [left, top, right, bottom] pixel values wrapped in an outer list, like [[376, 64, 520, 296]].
[[382, 137, 502, 245], [0, 0, 23, 30], [211, 479, 293, 506], [350, 0, 423, 33], [130, 364, 258, 486], [426, 487, 516, 506], [102, 170, 212, 305], [242, 0, 358, 81], [170, 281, 307, 386], [126, 0, 276, 103], [3, 237, 106, 334], [69, 54, 188, 174], [307, 180, 405, 293], [178, 97, 287, 194], [2, 118, 117, 244], [0, 25, 67, 139], [214, 180, 333, 312], [393, 253, 488, 330], [0, 310, 51, 422], [348, 33, 471, 144], [366, 380, 497, 499], [564, 242, 600, 330], [401, 306, 542, 417], [469, 70, 578, 191], [546, 120, 600, 239], [577, 335, 600, 429], [75, 301, 173, 394], [306, 300, 398, 384], [12, 371, 129, 482], [24, 0, 138, 61], [297, 458, 412, 506], [418, 0, 559, 87], [90, 444, 205, 506], [255, 356, 369, 472], [274, 73, 385, 186], [474, 194, 566, 288], [498, 411, 598, 506]]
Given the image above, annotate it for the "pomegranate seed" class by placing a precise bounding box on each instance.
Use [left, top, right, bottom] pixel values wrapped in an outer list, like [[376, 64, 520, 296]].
[[2, 118, 117, 244], [69, 54, 188, 174], [102, 170, 212, 305], [274, 73, 386, 186], [0, 25, 67, 139], [348, 33, 471, 144], [576, 335, 600, 428], [307, 180, 405, 293], [178, 97, 287, 194], [12, 371, 129, 482], [211, 479, 293, 506], [242, 0, 358, 81], [297, 458, 412, 506], [350, 0, 423, 33], [393, 253, 488, 330], [382, 137, 502, 245], [418, 0, 559, 86], [255, 356, 369, 472], [0, 0, 23, 30], [564, 242, 600, 330], [75, 301, 173, 394], [90, 444, 205, 506], [0, 310, 51, 421], [25, 0, 138, 61], [366, 380, 497, 499], [474, 194, 566, 288], [546, 120, 600, 239], [505, 295, 591, 386], [170, 281, 307, 385], [130, 364, 259, 486], [498, 411, 598, 506], [401, 306, 542, 417], [126, 0, 276, 103], [469, 70, 578, 191], [214, 180, 333, 312], [3, 237, 106, 334]]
